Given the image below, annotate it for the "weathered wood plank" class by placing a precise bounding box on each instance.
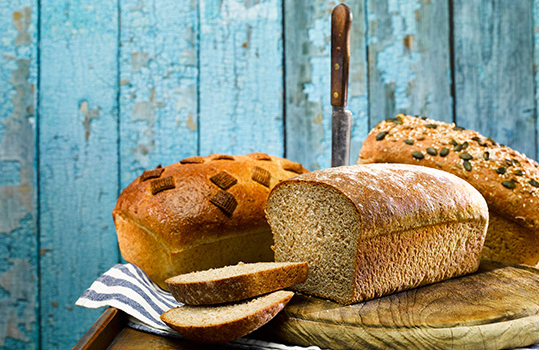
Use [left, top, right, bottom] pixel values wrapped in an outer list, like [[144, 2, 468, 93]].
[[0, 1, 38, 349], [285, 0, 369, 170], [39, 1, 120, 348], [198, 0, 284, 157], [119, 0, 198, 188], [367, 0, 452, 127], [533, 0, 539, 161], [453, 0, 536, 160]]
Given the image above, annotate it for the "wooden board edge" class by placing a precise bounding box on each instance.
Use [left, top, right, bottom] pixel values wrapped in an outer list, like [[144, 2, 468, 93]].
[[265, 313, 539, 350], [72, 307, 127, 350]]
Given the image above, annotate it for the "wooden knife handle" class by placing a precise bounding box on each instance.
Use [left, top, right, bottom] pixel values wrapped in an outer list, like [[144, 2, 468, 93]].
[[331, 3, 352, 108]]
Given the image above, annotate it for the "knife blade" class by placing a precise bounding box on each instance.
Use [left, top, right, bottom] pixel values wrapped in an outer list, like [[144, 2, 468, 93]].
[[331, 3, 353, 167]]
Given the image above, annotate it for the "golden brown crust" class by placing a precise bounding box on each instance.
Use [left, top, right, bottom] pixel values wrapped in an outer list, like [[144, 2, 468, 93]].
[[358, 114, 539, 231], [270, 164, 488, 238], [267, 164, 489, 304], [160, 291, 294, 344], [358, 114, 539, 267], [484, 211, 539, 266], [165, 262, 308, 305], [113, 153, 308, 288]]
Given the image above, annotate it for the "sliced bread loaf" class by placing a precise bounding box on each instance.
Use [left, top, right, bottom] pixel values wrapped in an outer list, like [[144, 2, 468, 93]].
[[160, 290, 294, 344], [165, 262, 308, 305], [265, 163, 489, 305]]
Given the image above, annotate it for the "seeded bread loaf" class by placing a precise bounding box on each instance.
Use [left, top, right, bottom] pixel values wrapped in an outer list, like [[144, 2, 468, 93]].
[[113, 153, 308, 290], [266, 163, 489, 305], [165, 262, 308, 305], [161, 290, 294, 344], [358, 114, 539, 267]]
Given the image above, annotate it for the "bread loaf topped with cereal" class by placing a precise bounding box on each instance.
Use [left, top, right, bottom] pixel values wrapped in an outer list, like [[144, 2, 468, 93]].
[[358, 114, 539, 267], [113, 153, 308, 289]]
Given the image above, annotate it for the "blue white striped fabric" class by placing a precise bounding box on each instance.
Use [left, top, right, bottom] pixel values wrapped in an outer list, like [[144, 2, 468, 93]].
[[75, 263, 323, 349]]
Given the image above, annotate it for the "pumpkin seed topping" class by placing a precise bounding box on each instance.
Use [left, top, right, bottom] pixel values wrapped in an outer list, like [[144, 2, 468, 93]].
[[512, 159, 521, 166], [487, 137, 498, 146], [440, 148, 450, 157], [404, 139, 414, 145], [386, 116, 403, 124], [412, 151, 424, 160], [453, 144, 463, 152], [502, 180, 516, 189], [449, 139, 458, 146], [463, 160, 472, 171], [513, 169, 524, 176], [496, 167, 507, 175], [425, 124, 438, 129], [461, 141, 469, 149], [529, 179, 539, 188], [453, 126, 465, 131], [426, 147, 437, 156], [376, 131, 389, 141], [459, 153, 473, 160], [504, 159, 513, 167], [483, 152, 490, 160]]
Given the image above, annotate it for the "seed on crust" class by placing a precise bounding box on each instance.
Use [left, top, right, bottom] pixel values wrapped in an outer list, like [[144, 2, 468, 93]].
[[403, 139, 414, 145], [376, 131, 389, 141], [412, 151, 424, 160], [502, 180, 516, 189]]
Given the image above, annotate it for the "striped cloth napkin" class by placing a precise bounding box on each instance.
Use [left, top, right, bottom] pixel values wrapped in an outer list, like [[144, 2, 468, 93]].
[[75, 263, 322, 350]]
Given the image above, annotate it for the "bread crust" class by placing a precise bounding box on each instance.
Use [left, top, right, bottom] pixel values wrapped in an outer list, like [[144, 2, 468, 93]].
[[165, 262, 308, 305], [271, 164, 488, 238], [267, 164, 489, 304], [160, 290, 294, 344], [358, 114, 539, 266], [113, 153, 308, 289]]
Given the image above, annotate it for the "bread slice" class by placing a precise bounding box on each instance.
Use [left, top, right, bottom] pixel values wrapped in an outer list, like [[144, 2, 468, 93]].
[[160, 290, 294, 344], [165, 261, 308, 305]]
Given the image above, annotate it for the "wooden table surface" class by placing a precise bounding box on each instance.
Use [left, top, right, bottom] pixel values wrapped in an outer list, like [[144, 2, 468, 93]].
[[72, 307, 280, 350]]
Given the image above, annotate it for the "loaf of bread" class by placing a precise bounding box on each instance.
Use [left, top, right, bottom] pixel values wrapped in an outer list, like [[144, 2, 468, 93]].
[[358, 114, 539, 267], [161, 290, 294, 344], [266, 163, 489, 305], [113, 153, 308, 290], [165, 261, 308, 305]]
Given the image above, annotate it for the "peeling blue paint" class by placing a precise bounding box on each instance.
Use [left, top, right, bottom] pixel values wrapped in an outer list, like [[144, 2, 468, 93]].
[[120, 0, 198, 187], [375, 0, 421, 111], [199, 0, 284, 156], [0, 161, 20, 186], [0, 2, 37, 348]]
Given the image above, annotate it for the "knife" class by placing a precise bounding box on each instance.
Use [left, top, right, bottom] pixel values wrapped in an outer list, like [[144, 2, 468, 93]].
[[331, 3, 353, 167]]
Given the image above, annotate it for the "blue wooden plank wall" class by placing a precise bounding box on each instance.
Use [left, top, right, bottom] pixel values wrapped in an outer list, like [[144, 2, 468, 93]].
[[0, 0, 537, 349]]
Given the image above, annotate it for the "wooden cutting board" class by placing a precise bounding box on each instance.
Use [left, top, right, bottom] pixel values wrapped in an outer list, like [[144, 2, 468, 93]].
[[257, 262, 539, 350]]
